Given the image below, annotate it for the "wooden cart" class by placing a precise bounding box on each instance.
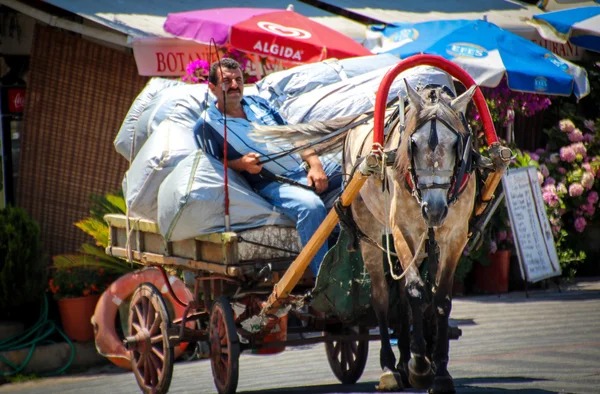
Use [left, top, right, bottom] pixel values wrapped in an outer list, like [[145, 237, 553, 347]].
[[105, 213, 378, 394]]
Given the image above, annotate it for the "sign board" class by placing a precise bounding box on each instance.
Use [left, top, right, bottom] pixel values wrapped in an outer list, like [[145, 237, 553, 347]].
[[132, 37, 217, 76], [132, 37, 290, 77], [502, 166, 561, 283]]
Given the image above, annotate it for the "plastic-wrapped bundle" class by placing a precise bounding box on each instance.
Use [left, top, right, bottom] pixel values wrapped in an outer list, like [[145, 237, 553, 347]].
[[114, 78, 185, 160], [255, 54, 400, 110], [114, 81, 208, 161], [157, 150, 294, 242], [123, 119, 198, 221], [279, 65, 456, 124]]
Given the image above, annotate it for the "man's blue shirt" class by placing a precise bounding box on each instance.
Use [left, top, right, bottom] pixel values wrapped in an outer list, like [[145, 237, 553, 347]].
[[194, 96, 303, 186]]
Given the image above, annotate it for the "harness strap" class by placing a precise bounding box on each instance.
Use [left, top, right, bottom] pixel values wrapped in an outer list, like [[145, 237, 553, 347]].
[[333, 200, 398, 257]]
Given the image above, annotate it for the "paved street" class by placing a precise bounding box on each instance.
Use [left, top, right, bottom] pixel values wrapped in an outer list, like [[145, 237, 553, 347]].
[[1, 280, 599, 394]]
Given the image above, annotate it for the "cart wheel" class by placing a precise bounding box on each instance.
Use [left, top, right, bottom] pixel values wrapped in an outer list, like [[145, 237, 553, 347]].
[[128, 283, 174, 394], [325, 325, 369, 384], [209, 296, 240, 394]]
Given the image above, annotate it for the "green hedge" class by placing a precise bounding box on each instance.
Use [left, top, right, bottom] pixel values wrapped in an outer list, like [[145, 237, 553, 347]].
[[0, 206, 47, 312]]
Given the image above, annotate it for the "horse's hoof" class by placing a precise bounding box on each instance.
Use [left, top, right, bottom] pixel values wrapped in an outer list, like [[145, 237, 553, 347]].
[[408, 358, 434, 390], [428, 375, 455, 394], [375, 370, 404, 392], [408, 356, 431, 377]]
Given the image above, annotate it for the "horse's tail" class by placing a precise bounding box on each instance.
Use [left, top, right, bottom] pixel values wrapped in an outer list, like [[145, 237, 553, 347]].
[[249, 114, 364, 156]]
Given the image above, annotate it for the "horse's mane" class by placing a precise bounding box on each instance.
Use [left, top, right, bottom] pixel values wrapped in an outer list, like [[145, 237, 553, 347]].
[[394, 87, 469, 175]]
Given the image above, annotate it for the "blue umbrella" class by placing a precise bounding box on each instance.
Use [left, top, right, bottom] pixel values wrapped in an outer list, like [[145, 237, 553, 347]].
[[528, 6, 600, 53], [366, 19, 589, 99]]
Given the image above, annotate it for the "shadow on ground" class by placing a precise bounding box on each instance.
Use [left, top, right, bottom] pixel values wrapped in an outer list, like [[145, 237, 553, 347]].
[[462, 288, 600, 304], [239, 376, 556, 394]]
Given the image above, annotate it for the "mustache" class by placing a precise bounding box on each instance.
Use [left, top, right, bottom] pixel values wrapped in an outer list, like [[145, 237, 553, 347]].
[[227, 88, 241, 93]]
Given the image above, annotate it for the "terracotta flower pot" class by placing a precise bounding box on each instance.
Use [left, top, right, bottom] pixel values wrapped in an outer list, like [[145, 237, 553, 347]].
[[474, 250, 511, 294], [57, 294, 100, 342]]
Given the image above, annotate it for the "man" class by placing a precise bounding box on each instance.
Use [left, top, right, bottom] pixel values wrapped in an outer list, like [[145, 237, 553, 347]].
[[193, 58, 341, 277]]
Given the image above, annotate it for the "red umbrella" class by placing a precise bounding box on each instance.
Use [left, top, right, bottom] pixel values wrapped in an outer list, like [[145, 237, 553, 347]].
[[164, 7, 371, 63]]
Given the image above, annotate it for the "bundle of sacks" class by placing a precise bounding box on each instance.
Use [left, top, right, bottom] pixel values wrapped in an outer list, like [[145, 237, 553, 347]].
[[115, 54, 456, 242]]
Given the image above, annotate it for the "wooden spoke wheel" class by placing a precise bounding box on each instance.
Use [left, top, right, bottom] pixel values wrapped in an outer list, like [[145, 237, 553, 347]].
[[325, 325, 369, 384], [128, 283, 174, 394], [209, 296, 240, 394]]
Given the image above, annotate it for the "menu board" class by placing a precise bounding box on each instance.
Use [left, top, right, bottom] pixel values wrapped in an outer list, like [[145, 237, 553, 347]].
[[502, 167, 561, 283]]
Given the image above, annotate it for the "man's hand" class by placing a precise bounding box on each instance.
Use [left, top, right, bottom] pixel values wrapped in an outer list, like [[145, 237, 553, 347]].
[[230, 152, 263, 174], [301, 149, 328, 194], [307, 165, 328, 194]]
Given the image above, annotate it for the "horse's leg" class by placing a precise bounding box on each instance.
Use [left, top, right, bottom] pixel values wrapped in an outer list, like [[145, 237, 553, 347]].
[[395, 282, 412, 388], [389, 222, 433, 390], [430, 266, 456, 394], [351, 197, 403, 391]]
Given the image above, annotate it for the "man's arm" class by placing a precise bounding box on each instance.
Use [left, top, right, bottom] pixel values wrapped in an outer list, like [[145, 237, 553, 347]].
[[301, 149, 328, 194]]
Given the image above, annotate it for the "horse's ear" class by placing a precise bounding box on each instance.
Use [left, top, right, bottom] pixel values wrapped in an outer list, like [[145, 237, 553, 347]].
[[404, 79, 425, 111], [450, 85, 477, 114]]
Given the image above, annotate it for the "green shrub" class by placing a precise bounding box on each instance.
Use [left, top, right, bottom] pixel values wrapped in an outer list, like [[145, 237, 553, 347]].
[[0, 206, 47, 311]]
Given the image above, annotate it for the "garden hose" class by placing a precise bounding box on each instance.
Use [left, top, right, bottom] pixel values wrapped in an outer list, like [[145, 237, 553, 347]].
[[0, 295, 75, 376]]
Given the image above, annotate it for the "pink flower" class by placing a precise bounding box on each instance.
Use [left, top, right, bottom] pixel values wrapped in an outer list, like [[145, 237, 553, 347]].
[[584, 119, 595, 132], [568, 129, 583, 142], [549, 153, 560, 164], [582, 172, 595, 190], [571, 142, 587, 156], [557, 183, 568, 195], [497, 230, 508, 242], [529, 153, 540, 161], [544, 177, 555, 186], [559, 146, 576, 162], [540, 164, 549, 178], [559, 119, 576, 132], [543, 190, 559, 207], [580, 202, 596, 217], [569, 183, 584, 197], [574, 217, 587, 233], [583, 133, 595, 143], [558, 167, 567, 174], [587, 191, 599, 204], [535, 148, 546, 155], [537, 171, 544, 184]]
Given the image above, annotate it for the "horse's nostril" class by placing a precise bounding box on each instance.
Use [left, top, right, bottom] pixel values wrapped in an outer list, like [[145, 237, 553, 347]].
[[421, 205, 429, 220]]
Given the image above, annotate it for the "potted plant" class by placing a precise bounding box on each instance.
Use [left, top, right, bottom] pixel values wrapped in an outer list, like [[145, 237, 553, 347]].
[[48, 263, 116, 342], [472, 200, 514, 294]]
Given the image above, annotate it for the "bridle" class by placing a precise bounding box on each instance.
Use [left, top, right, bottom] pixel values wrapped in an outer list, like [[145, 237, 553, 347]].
[[404, 92, 473, 206]]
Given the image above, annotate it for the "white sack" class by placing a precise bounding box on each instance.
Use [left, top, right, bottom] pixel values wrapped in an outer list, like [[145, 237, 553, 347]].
[[114, 78, 186, 160], [280, 65, 456, 124], [123, 119, 198, 221], [157, 151, 294, 242], [255, 54, 400, 110], [115, 82, 209, 161]]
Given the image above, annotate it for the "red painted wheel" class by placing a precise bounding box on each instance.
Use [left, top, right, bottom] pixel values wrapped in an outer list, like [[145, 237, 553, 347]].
[[325, 325, 369, 384], [209, 296, 240, 394], [128, 283, 174, 394]]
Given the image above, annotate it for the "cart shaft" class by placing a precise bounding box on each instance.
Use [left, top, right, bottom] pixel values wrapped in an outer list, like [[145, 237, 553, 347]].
[[263, 171, 371, 313]]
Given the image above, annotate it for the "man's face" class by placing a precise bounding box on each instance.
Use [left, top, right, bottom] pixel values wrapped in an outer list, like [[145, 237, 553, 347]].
[[210, 67, 244, 105]]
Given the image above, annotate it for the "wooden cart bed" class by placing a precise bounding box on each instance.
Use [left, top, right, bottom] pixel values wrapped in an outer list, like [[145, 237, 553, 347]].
[[105, 214, 302, 279]]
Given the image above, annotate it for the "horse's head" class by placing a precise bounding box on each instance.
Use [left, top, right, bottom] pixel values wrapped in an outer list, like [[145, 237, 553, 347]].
[[396, 81, 476, 228]]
